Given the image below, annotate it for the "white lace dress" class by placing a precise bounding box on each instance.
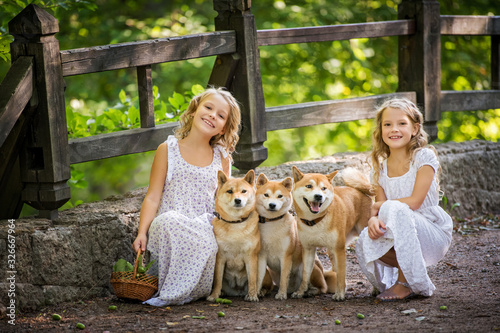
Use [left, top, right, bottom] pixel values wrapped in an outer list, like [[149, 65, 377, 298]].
[[356, 148, 453, 296], [145, 136, 225, 306]]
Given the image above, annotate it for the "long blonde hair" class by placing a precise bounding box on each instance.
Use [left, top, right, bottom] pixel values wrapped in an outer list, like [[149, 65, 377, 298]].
[[370, 98, 440, 188], [174, 87, 241, 161]]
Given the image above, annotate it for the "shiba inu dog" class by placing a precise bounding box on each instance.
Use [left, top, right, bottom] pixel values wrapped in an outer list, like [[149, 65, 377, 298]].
[[255, 173, 336, 300], [208, 170, 270, 302], [291, 166, 373, 301]]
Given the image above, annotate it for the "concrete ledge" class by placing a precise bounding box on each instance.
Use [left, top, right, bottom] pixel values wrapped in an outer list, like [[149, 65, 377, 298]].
[[0, 140, 498, 311]]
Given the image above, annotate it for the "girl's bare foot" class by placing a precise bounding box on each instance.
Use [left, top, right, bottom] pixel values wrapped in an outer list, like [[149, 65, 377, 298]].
[[376, 281, 415, 301]]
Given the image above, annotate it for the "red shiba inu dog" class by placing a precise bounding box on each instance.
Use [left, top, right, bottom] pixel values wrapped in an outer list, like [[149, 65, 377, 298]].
[[208, 170, 271, 302], [255, 173, 336, 300], [291, 166, 373, 301]]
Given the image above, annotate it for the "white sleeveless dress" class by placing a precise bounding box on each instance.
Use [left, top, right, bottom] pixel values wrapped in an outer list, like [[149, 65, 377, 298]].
[[145, 136, 226, 306], [356, 148, 453, 296]]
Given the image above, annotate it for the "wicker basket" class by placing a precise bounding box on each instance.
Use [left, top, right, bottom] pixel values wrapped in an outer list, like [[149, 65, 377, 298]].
[[110, 250, 158, 301]]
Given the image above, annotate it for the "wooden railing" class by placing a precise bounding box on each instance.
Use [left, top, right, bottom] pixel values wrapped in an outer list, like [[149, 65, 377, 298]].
[[1, 0, 499, 219]]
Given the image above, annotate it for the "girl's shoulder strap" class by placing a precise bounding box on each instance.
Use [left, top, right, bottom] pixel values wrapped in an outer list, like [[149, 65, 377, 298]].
[[166, 135, 178, 147], [213, 144, 229, 159], [165, 135, 178, 181]]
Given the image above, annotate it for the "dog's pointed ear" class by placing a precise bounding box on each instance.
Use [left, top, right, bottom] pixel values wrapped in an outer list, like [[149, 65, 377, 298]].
[[292, 166, 303, 183], [327, 170, 339, 182], [256, 173, 268, 188], [218, 170, 228, 188], [244, 169, 255, 186], [281, 177, 293, 191]]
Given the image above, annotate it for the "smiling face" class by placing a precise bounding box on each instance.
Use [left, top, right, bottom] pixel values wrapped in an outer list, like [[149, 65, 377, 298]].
[[292, 167, 336, 219], [381, 107, 419, 152], [192, 93, 230, 139]]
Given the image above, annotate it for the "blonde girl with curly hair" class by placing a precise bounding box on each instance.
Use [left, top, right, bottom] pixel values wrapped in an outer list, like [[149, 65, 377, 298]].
[[133, 87, 241, 306], [356, 98, 453, 301]]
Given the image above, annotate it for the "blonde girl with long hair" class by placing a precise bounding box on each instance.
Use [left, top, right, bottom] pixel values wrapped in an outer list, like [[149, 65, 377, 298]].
[[356, 98, 453, 301], [133, 87, 241, 306]]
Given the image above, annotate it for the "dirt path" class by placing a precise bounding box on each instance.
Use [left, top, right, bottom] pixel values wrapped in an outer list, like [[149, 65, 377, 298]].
[[2, 222, 499, 332]]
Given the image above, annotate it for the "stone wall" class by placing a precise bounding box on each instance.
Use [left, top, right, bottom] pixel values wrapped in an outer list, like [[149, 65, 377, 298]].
[[0, 140, 498, 311]]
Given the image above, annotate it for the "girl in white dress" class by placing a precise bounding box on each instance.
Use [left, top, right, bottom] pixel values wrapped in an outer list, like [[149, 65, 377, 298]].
[[132, 87, 241, 306], [356, 98, 453, 301]]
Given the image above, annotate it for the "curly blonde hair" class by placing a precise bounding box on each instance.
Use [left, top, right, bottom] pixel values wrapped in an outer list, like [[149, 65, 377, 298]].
[[370, 98, 439, 188], [174, 87, 241, 162]]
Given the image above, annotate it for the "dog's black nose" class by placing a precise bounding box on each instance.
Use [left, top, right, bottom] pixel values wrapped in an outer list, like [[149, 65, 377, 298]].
[[314, 194, 323, 202], [234, 198, 241, 205], [269, 203, 276, 210]]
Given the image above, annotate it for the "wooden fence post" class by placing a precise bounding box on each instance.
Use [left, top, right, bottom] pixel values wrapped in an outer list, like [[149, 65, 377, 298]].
[[210, 0, 268, 171], [492, 35, 499, 90], [9, 4, 71, 219], [398, 0, 441, 141]]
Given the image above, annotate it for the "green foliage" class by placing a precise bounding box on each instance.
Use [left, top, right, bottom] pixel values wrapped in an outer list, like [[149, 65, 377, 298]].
[[0, 0, 97, 64], [2, 0, 498, 212], [60, 84, 203, 209]]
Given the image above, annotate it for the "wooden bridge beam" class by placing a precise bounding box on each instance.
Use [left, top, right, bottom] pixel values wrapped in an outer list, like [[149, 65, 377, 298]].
[[210, 0, 268, 171], [398, 0, 441, 141], [9, 4, 71, 219]]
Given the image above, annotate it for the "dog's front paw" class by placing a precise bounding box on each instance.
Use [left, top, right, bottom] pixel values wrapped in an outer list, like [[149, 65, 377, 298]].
[[332, 291, 346, 301], [245, 293, 259, 302], [207, 293, 220, 302], [275, 291, 287, 300], [291, 291, 304, 299]]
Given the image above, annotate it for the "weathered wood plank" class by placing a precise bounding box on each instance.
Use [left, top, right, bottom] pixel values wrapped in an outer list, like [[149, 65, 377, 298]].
[[398, 0, 441, 141], [265, 92, 416, 132], [61, 31, 237, 76], [214, 1, 268, 171], [441, 90, 500, 112], [208, 53, 240, 89], [493, 35, 499, 90], [441, 15, 500, 35], [257, 20, 415, 46], [137, 65, 155, 128], [10, 4, 71, 216], [69, 122, 177, 164], [0, 56, 33, 147]]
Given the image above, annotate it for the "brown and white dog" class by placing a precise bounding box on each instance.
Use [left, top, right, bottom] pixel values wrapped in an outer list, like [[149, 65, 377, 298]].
[[208, 170, 271, 302], [291, 166, 373, 301], [255, 173, 336, 300]]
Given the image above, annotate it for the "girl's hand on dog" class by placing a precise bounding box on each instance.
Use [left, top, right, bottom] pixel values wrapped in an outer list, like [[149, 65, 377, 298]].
[[133, 234, 148, 253], [367, 216, 386, 240]]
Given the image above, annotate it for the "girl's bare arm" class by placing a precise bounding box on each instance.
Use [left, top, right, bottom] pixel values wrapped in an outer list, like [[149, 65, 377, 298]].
[[396, 165, 434, 211], [133, 142, 168, 252]]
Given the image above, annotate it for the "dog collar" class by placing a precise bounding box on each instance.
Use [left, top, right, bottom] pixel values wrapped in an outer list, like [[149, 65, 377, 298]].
[[300, 214, 326, 227], [213, 211, 253, 224], [258, 213, 286, 224]]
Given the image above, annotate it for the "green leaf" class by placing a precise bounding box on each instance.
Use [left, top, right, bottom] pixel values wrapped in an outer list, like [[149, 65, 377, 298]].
[[191, 84, 204, 96], [118, 90, 127, 104], [168, 92, 185, 109]]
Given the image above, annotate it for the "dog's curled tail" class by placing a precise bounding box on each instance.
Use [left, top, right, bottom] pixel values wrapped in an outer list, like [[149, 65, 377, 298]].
[[339, 167, 374, 197]]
